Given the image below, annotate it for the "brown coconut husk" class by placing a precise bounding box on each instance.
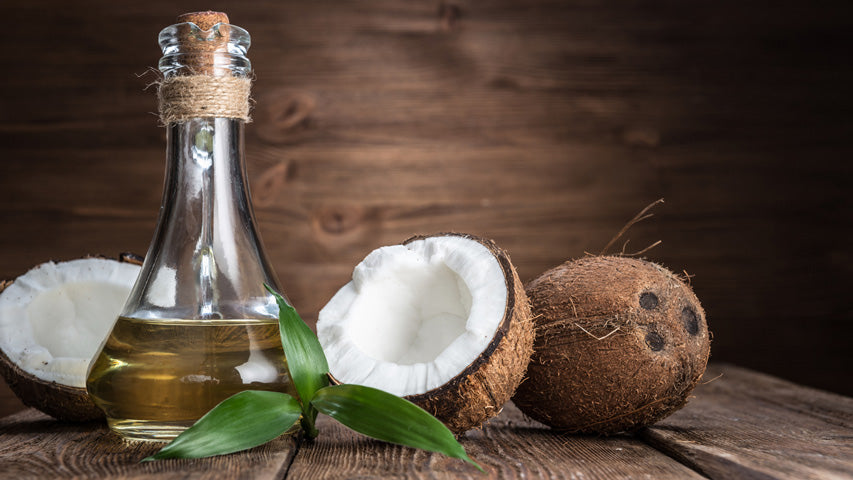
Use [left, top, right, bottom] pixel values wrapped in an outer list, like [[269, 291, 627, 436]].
[[0, 254, 142, 422], [513, 255, 711, 434], [402, 233, 535, 433]]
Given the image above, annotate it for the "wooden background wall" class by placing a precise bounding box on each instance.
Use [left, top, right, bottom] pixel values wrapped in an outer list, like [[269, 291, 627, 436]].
[[0, 1, 851, 415]]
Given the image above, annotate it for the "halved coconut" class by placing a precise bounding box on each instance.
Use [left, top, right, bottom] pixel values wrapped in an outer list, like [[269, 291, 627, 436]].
[[318, 233, 534, 433], [0, 256, 141, 421]]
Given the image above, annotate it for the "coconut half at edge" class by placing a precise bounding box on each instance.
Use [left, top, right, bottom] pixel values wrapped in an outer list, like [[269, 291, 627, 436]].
[[0, 256, 141, 421], [318, 233, 534, 433]]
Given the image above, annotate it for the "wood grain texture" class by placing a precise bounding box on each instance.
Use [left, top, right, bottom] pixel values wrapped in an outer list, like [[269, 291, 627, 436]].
[[286, 402, 703, 479], [641, 364, 853, 480], [0, 0, 851, 424], [0, 364, 851, 478], [0, 409, 299, 480]]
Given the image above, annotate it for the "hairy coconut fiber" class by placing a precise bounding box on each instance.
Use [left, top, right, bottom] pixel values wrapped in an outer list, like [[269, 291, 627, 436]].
[[403, 234, 535, 433], [513, 256, 710, 434]]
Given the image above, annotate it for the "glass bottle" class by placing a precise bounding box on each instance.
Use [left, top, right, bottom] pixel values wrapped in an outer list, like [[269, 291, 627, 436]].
[[87, 12, 296, 442]]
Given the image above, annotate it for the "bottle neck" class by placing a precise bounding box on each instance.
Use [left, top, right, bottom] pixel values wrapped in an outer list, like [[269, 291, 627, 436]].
[[157, 21, 253, 124], [123, 117, 280, 321], [158, 21, 251, 78]]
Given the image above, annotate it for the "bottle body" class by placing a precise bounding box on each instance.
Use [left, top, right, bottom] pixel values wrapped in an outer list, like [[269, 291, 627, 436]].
[[87, 118, 295, 442], [87, 18, 294, 442], [88, 317, 291, 440]]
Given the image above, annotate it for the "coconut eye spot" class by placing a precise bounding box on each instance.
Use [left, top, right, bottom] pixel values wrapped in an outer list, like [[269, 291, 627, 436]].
[[639, 292, 659, 310], [645, 331, 664, 351], [682, 306, 700, 335]]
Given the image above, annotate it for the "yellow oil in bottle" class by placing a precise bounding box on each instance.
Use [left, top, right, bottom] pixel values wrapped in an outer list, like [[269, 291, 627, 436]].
[[86, 316, 296, 442]]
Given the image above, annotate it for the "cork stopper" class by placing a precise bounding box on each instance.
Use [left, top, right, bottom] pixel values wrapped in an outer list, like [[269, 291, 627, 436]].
[[174, 11, 231, 75], [158, 11, 252, 122], [177, 11, 229, 30]]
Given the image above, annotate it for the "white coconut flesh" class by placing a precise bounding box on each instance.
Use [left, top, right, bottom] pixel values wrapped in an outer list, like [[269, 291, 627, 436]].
[[318, 236, 508, 397], [0, 258, 140, 388]]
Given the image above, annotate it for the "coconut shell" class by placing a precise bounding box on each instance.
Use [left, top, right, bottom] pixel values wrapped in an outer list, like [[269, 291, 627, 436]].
[[513, 256, 710, 434], [0, 254, 142, 422], [401, 233, 535, 433], [0, 349, 102, 422]]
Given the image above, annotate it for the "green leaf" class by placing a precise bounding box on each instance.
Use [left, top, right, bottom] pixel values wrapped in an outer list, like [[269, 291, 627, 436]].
[[265, 285, 329, 407], [143, 391, 301, 461], [312, 384, 483, 471]]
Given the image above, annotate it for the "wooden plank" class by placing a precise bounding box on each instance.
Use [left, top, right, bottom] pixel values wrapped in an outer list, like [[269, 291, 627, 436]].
[[0, 364, 850, 478], [640, 364, 853, 480], [0, 409, 299, 480], [285, 402, 703, 479]]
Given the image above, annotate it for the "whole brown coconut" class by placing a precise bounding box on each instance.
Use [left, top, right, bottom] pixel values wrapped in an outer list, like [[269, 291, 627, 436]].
[[513, 256, 710, 434]]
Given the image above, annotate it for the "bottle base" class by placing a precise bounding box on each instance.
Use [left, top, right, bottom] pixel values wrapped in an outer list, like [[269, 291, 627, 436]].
[[107, 418, 193, 442]]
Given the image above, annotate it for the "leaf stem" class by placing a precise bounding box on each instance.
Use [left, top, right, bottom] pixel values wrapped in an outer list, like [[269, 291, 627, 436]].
[[300, 404, 319, 439]]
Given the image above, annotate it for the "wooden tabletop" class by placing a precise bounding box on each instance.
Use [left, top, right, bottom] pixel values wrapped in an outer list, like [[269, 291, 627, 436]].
[[0, 364, 850, 479]]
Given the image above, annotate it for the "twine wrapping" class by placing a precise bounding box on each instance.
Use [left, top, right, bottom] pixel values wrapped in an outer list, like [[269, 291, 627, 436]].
[[158, 75, 251, 124]]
